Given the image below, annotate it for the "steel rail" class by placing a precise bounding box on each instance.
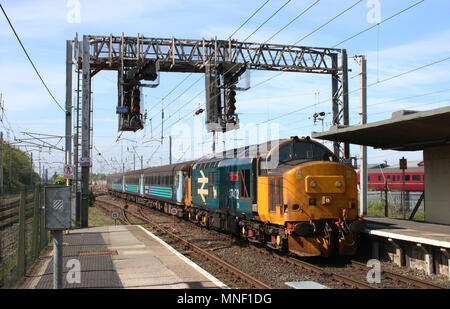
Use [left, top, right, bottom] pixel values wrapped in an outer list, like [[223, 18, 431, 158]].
[[95, 200, 128, 225], [251, 246, 376, 289], [100, 197, 374, 289], [351, 260, 444, 289], [95, 199, 271, 289], [135, 207, 272, 289]]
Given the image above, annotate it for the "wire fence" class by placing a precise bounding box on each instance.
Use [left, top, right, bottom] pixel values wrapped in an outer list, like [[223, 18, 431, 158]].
[[0, 185, 50, 288], [365, 190, 425, 220]]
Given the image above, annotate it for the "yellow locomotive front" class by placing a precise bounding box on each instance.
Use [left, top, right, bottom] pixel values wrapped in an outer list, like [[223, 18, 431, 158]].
[[256, 137, 365, 257]]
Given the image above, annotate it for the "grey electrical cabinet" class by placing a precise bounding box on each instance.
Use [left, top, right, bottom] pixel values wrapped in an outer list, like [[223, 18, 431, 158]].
[[45, 186, 72, 230]]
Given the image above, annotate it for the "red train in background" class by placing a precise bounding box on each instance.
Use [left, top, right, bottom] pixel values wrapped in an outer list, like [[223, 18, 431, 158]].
[[357, 166, 424, 192]]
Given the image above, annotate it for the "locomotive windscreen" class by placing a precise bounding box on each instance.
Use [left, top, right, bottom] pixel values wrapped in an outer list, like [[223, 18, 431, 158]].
[[276, 139, 335, 163]]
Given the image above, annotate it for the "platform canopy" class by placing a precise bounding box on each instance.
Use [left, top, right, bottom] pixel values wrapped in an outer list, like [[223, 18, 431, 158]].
[[312, 106, 450, 151]]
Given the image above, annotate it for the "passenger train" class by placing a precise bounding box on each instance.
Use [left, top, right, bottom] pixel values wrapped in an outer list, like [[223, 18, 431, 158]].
[[357, 167, 424, 192], [107, 136, 365, 257]]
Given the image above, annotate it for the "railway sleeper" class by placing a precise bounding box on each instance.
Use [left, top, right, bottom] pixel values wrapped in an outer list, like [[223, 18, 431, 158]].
[[109, 192, 298, 254]]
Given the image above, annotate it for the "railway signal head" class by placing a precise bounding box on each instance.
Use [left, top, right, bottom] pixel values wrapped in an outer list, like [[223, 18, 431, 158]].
[[131, 86, 141, 114], [226, 90, 236, 113]]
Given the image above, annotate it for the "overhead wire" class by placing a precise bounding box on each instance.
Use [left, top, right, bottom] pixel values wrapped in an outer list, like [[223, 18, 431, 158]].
[[332, 0, 425, 48], [121, 0, 274, 147], [147, 0, 273, 114], [156, 0, 327, 136], [0, 3, 65, 113], [150, 0, 298, 135], [259, 55, 450, 127], [162, 0, 362, 136]]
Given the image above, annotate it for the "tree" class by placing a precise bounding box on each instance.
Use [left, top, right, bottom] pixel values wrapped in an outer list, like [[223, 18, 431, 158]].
[[53, 176, 73, 186], [54, 176, 66, 185], [1, 140, 39, 193]]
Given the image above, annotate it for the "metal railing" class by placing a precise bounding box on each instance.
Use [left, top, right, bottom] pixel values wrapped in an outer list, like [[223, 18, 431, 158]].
[[0, 185, 50, 288]]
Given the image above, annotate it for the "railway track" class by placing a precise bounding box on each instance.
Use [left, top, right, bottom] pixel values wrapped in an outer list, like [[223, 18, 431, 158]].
[[350, 260, 444, 289], [95, 196, 446, 289], [250, 246, 376, 289], [95, 199, 271, 289], [95, 200, 129, 225]]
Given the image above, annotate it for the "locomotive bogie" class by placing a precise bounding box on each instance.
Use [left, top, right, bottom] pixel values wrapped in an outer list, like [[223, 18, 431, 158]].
[[106, 137, 364, 258]]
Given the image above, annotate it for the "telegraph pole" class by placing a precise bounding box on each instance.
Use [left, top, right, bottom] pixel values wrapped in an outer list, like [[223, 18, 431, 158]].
[[9, 146, 12, 187], [30, 153, 33, 186], [80, 35, 91, 227], [169, 136, 172, 165], [0, 131, 3, 195], [65, 40, 73, 187], [400, 157, 407, 219], [358, 55, 368, 216]]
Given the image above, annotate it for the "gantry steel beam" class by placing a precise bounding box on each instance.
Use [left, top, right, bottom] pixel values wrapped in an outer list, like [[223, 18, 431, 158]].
[[72, 35, 350, 227], [76, 35, 342, 74], [74, 34, 349, 156]]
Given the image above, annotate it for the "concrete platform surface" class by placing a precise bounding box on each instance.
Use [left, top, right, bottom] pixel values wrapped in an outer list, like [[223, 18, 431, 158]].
[[365, 217, 450, 248], [20, 225, 227, 289]]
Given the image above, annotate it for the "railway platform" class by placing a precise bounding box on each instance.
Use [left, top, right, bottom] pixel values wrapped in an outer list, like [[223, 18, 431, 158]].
[[19, 225, 227, 289], [363, 217, 450, 279]]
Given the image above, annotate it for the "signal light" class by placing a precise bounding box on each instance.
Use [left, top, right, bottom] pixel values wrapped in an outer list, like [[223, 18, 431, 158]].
[[228, 90, 236, 104], [226, 90, 237, 117]]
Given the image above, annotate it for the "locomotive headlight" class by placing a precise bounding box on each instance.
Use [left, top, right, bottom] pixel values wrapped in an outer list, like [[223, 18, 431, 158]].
[[310, 181, 317, 188], [336, 181, 342, 188]]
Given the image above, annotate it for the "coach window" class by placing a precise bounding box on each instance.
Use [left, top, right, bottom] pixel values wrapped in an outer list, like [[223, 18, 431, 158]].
[[387, 175, 391, 181], [405, 175, 410, 181], [378, 176, 381, 181], [412, 175, 421, 181]]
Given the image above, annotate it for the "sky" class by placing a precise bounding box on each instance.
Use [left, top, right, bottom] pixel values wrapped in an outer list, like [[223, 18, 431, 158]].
[[0, 0, 449, 176]]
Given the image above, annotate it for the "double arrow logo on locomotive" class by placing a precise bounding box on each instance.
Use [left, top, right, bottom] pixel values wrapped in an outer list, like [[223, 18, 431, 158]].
[[197, 170, 217, 202], [197, 170, 208, 203]]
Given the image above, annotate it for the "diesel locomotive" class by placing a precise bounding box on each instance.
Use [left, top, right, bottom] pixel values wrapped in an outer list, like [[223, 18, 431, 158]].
[[107, 136, 365, 257]]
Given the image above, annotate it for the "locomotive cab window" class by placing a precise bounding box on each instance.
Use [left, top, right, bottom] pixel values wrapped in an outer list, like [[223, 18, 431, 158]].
[[239, 169, 251, 199], [293, 141, 313, 160], [278, 143, 292, 162]]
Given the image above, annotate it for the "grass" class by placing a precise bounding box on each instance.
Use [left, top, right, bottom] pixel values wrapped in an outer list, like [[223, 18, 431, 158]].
[[367, 201, 425, 221], [88, 206, 119, 227]]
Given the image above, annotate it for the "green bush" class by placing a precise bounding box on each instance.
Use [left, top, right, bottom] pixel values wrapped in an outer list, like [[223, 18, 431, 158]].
[[88, 189, 96, 207], [54, 176, 66, 185]]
